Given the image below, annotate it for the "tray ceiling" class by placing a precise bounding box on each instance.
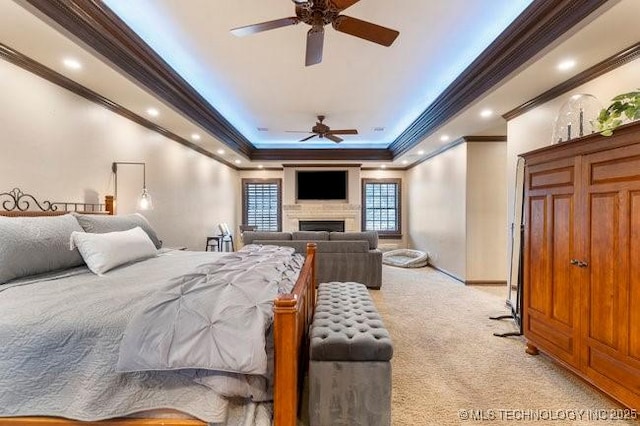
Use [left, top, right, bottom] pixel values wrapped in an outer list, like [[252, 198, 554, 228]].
[[101, 0, 532, 150], [3, 0, 640, 167]]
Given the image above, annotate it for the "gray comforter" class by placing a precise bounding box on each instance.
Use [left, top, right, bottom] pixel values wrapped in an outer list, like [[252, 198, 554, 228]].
[[118, 245, 302, 376], [0, 245, 301, 423]]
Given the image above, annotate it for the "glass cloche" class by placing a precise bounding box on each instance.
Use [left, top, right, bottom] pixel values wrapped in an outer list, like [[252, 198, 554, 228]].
[[552, 94, 602, 144]]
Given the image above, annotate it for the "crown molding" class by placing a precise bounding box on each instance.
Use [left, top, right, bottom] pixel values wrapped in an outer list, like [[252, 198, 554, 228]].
[[252, 149, 393, 161], [22, 0, 254, 158], [462, 136, 507, 143], [282, 163, 363, 168], [406, 135, 506, 170], [388, 0, 608, 157], [0, 42, 239, 170], [20, 0, 607, 162], [503, 42, 640, 121]]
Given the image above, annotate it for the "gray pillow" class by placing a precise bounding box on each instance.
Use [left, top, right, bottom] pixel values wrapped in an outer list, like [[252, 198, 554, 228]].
[[74, 213, 162, 249], [0, 214, 85, 284]]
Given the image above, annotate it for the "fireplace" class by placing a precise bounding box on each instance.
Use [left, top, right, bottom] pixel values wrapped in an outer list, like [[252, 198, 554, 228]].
[[299, 220, 345, 232]]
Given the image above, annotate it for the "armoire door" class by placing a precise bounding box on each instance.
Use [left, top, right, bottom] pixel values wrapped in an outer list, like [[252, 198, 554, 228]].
[[524, 157, 581, 368], [581, 144, 640, 408]]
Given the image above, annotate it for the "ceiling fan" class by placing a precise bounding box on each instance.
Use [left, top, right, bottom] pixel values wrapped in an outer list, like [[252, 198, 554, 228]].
[[230, 0, 399, 66], [287, 115, 358, 143]]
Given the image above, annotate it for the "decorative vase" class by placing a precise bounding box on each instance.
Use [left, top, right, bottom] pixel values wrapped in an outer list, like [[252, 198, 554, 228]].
[[552, 93, 602, 144]]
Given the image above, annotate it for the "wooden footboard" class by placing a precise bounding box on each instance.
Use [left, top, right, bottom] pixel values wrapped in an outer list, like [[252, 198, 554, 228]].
[[273, 242, 317, 426]]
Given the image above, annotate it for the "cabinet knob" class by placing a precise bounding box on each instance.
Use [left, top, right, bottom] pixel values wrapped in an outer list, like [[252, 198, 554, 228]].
[[570, 259, 579, 265], [578, 261, 588, 268]]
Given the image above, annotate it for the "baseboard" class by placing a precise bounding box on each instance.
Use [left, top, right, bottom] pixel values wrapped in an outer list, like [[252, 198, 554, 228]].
[[465, 280, 508, 286], [430, 266, 508, 287], [430, 265, 464, 284]]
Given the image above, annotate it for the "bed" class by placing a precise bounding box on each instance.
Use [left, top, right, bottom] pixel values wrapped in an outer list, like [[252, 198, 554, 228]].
[[0, 188, 317, 426]]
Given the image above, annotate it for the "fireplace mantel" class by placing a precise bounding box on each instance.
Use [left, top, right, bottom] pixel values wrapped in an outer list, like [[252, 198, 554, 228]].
[[283, 203, 360, 232]]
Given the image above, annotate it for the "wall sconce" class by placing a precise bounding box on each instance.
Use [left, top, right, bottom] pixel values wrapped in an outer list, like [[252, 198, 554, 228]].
[[111, 162, 153, 211]]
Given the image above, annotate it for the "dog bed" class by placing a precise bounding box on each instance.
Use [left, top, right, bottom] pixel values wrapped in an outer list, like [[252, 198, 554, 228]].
[[382, 249, 429, 268]]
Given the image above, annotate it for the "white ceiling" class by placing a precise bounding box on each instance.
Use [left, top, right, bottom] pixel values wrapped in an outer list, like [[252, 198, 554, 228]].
[[101, 0, 531, 149], [2, 0, 640, 167]]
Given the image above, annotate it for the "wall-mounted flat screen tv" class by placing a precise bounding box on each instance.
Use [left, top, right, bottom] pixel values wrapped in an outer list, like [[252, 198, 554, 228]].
[[296, 170, 347, 200]]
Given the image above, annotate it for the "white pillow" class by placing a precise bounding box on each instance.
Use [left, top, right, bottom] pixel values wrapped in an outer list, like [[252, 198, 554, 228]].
[[70, 226, 157, 275]]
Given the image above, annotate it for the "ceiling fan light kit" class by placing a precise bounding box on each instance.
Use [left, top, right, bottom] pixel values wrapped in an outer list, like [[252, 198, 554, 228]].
[[230, 0, 399, 66]]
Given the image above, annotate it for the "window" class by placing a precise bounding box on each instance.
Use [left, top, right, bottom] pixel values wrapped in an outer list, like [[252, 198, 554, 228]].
[[361, 178, 401, 238], [242, 179, 282, 231]]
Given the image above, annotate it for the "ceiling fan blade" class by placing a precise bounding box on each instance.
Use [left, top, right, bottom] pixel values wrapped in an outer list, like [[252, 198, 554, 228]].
[[325, 134, 344, 143], [332, 15, 399, 47], [326, 129, 358, 135], [329, 0, 360, 11], [300, 134, 318, 142], [230, 17, 299, 37], [305, 26, 324, 66]]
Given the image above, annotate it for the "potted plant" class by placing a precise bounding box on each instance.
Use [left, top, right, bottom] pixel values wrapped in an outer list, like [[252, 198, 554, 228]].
[[595, 89, 640, 136]]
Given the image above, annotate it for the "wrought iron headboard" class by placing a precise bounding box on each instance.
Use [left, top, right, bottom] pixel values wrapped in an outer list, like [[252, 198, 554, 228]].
[[0, 188, 114, 216]]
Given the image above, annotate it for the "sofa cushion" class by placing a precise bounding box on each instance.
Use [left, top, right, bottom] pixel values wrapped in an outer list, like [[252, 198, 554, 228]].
[[251, 240, 370, 254], [315, 241, 369, 253], [329, 231, 378, 249], [292, 231, 329, 241], [242, 231, 291, 245]]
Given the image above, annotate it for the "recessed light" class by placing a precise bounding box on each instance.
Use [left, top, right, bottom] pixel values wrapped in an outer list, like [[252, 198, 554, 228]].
[[557, 59, 576, 71], [258, 165, 264, 169], [402, 160, 408, 165], [257, 127, 269, 132], [62, 58, 82, 70], [418, 150, 425, 155], [146, 108, 159, 117], [380, 165, 387, 169], [440, 135, 450, 142], [373, 127, 385, 132], [234, 159, 241, 164], [217, 149, 225, 155], [480, 109, 493, 118], [191, 133, 201, 141]]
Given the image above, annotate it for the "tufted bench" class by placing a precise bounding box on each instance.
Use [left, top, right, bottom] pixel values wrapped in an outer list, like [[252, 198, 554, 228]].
[[309, 282, 393, 426]]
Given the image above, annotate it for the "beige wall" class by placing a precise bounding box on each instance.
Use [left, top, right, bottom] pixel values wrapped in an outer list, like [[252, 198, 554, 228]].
[[406, 143, 467, 279], [406, 141, 507, 282], [282, 166, 361, 206], [237, 168, 408, 247], [466, 142, 508, 282], [506, 58, 640, 247], [0, 59, 238, 250]]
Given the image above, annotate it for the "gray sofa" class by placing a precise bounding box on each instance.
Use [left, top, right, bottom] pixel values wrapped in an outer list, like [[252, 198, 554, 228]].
[[242, 230, 382, 289]]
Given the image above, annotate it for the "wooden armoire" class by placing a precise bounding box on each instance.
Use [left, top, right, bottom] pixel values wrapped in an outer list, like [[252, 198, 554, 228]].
[[522, 121, 640, 410]]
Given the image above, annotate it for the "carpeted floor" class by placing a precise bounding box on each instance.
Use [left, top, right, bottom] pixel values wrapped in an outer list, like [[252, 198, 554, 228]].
[[359, 265, 637, 426]]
